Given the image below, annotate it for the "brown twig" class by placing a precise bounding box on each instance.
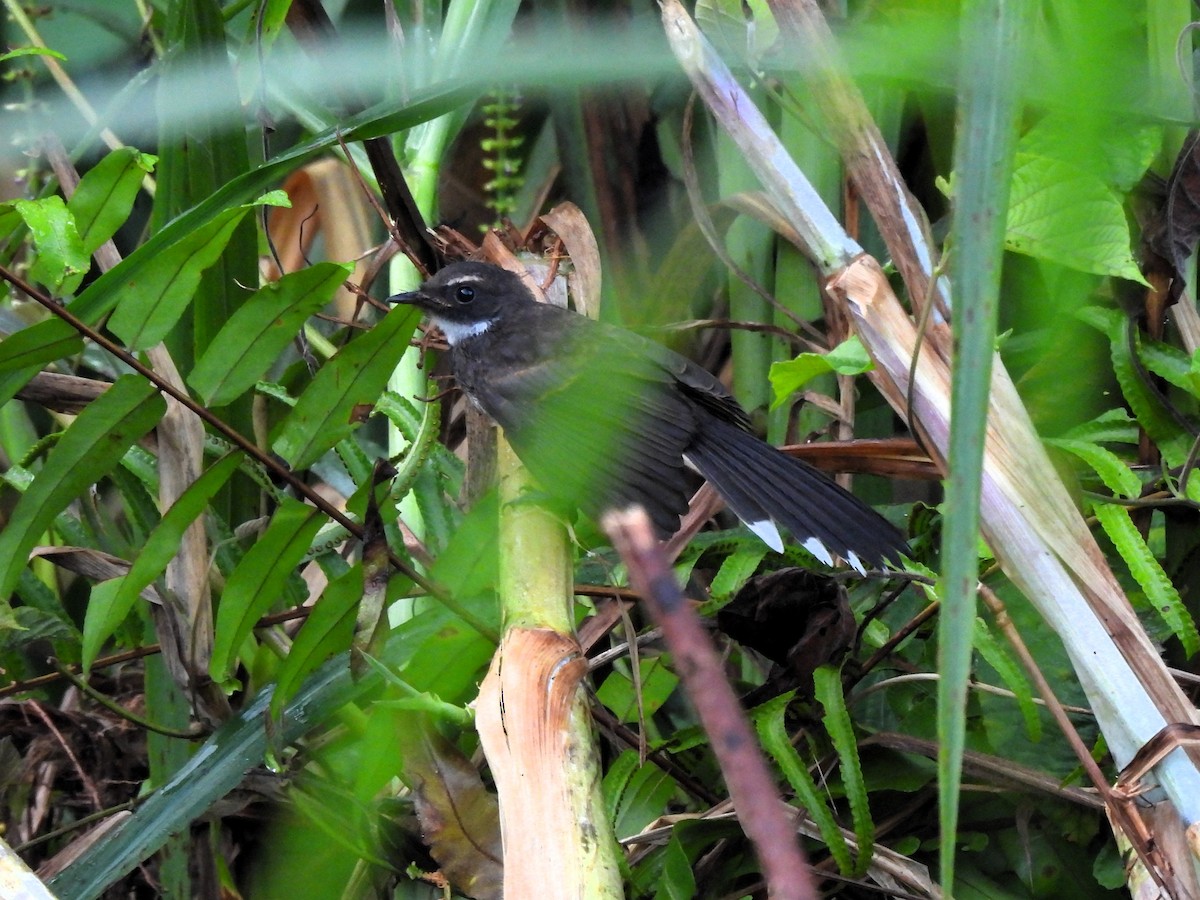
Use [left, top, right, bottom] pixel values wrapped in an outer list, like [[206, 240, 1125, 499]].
[[603, 506, 817, 900]]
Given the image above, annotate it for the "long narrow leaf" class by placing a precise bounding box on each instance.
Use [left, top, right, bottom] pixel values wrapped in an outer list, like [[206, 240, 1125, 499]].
[[939, 4, 1031, 890], [753, 692, 853, 875], [813, 666, 873, 876], [107, 197, 286, 351], [1093, 502, 1200, 656], [83, 451, 245, 672], [190, 262, 353, 406], [272, 304, 421, 468], [0, 376, 165, 602], [209, 499, 326, 682], [68, 147, 157, 255]]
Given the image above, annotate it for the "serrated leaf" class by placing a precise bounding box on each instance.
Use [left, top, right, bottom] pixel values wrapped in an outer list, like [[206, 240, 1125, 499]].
[[210, 499, 326, 682], [1045, 438, 1141, 499], [272, 304, 421, 468], [814, 665, 873, 875], [1093, 503, 1200, 656], [753, 691, 854, 874], [1062, 408, 1138, 445], [11, 196, 89, 293], [972, 617, 1041, 742], [1006, 153, 1148, 284], [708, 545, 767, 601], [84, 452, 245, 672], [69, 148, 157, 256], [1138, 339, 1200, 395], [0, 376, 165, 601], [768, 336, 873, 409], [190, 262, 353, 406]]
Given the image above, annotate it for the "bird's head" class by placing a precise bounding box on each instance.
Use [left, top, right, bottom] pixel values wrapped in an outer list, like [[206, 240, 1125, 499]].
[[389, 261, 533, 345]]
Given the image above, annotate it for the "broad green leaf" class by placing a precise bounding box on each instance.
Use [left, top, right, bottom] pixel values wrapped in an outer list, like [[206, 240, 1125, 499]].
[[1006, 153, 1148, 284], [603, 750, 677, 841], [270, 564, 361, 718], [1045, 438, 1141, 499], [595, 656, 679, 723], [0, 322, 81, 374], [210, 499, 326, 682], [652, 832, 698, 900], [813, 665, 873, 875], [69, 148, 156, 255], [11, 196, 89, 293], [1018, 114, 1159, 193], [0, 376, 165, 602], [768, 336, 872, 409], [83, 452, 245, 672], [272, 304, 421, 468], [1093, 503, 1200, 657], [189, 262, 353, 406], [107, 196, 288, 351]]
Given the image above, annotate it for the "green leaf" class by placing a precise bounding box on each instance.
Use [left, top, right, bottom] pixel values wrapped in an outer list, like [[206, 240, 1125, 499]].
[[1138, 338, 1200, 395], [813, 665, 873, 875], [69, 148, 157, 256], [270, 564, 361, 718], [604, 750, 677, 841], [11, 196, 90, 293], [1006, 153, 1148, 284], [768, 336, 873, 410], [0, 80, 469, 375], [189, 262, 353, 406], [708, 544, 766, 602], [210, 499, 326, 682], [107, 197, 285, 351], [271, 304, 421, 468], [0, 376, 166, 602], [1062, 408, 1138, 445], [652, 832, 698, 900], [1093, 503, 1200, 657], [753, 692, 854, 874], [972, 617, 1041, 742], [83, 452, 245, 672], [0, 46, 67, 62], [1045, 438, 1140, 499], [1078, 307, 1192, 466], [596, 656, 680, 724]]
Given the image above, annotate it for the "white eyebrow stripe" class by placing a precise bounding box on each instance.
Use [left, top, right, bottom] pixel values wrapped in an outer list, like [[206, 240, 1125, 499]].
[[442, 274, 485, 287]]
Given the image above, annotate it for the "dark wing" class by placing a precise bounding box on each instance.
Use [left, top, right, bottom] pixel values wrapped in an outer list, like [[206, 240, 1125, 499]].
[[456, 305, 700, 535]]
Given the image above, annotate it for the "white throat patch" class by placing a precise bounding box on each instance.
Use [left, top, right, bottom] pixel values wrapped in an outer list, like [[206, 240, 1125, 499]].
[[435, 316, 493, 346]]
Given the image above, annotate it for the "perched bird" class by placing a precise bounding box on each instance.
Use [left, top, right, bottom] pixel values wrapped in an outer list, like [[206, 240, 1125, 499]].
[[392, 261, 906, 570]]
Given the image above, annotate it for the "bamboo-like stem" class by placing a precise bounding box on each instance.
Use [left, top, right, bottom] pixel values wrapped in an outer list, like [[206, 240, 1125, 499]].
[[474, 439, 623, 898]]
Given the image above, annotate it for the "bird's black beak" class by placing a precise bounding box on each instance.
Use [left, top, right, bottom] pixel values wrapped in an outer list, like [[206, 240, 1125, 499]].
[[387, 289, 422, 306]]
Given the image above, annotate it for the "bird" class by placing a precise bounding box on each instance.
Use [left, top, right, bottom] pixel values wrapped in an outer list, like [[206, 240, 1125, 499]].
[[391, 260, 907, 570]]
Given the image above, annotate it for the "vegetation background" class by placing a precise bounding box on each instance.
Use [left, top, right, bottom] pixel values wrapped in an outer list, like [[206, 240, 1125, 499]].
[[1, 0, 1198, 897]]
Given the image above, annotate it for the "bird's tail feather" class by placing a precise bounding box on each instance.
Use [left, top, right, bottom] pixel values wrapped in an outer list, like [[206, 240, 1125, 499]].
[[685, 415, 906, 568]]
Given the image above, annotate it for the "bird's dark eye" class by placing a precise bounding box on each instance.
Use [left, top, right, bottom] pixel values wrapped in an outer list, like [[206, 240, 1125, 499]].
[[454, 285, 475, 303]]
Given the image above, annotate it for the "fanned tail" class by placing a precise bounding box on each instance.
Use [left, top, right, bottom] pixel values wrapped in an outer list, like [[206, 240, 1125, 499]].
[[684, 415, 907, 569]]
